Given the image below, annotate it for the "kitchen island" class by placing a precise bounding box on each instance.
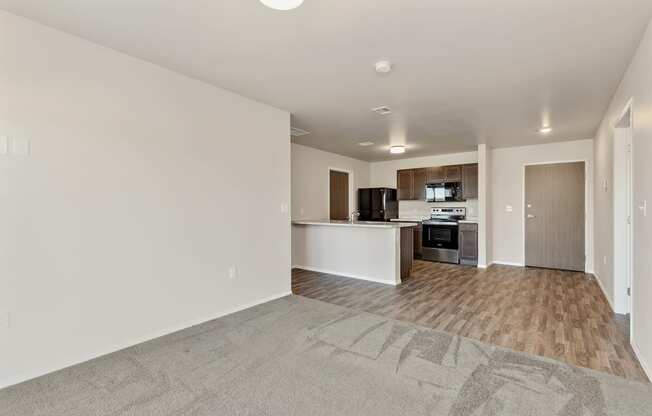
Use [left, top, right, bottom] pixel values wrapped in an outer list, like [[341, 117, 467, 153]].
[[291, 220, 417, 285]]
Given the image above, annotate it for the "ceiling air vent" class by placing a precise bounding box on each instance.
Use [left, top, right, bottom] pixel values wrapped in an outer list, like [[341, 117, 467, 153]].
[[371, 106, 392, 116], [290, 126, 311, 137]]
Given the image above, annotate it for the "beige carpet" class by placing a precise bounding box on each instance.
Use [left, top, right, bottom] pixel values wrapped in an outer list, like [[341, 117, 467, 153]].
[[1, 295, 651, 415]]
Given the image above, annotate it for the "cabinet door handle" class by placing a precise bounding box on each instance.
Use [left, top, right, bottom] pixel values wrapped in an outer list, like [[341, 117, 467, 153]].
[[527, 214, 536, 219]]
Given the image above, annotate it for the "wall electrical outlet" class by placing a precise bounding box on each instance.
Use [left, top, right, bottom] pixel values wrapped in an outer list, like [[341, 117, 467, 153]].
[[228, 266, 238, 280], [0, 136, 8, 156], [0, 309, 9, 344]]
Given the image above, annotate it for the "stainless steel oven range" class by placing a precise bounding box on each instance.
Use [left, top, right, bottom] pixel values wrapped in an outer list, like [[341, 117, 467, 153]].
[[422, 207, 466, 264]]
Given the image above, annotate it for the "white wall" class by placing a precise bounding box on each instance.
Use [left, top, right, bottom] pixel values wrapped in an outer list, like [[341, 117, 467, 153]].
[[0, 11, 291, 388], [369, 151, 479, 218], [291, 143, 370, 220], [491, 140, 594, 270], [612, 126, 632, 314], [478, 144, 492, 267], [593, 19, 652, 379]]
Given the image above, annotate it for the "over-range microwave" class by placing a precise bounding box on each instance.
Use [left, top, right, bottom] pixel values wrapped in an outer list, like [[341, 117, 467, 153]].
[[425, 183, 462, 202]]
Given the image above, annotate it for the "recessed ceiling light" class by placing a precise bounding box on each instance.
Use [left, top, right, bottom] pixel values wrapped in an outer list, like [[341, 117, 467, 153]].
[[371, 106, 392, 116], [374, 60, 393, 74], [390, 145, 406, 154], [539, 127, 552, 134], [259, 0, 304, 10], [358, 141, 375, 147]]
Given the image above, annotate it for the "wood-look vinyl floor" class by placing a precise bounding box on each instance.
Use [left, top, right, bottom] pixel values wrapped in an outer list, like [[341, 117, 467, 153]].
[[292, 261, 649, 383]]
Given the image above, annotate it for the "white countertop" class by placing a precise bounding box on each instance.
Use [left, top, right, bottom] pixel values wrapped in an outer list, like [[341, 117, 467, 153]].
[[390, 217, 429, 223], [459, 217, 479, 224], [292, 220, 418, 229]]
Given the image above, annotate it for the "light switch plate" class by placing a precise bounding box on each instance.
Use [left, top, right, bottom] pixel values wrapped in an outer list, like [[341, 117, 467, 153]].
[[0, 136, 8, 155], [12, 138, 30, 156], [228, 266, 238, 280]]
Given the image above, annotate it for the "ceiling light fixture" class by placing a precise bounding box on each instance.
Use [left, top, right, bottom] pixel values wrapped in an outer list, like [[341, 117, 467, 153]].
[[371, 106, 392, 116], [259, 0, 304, 10], [539, 127, 552, 134], [390, 145, 406, 154], [374, 60, 393, 74], [358, 141, 375, 147]]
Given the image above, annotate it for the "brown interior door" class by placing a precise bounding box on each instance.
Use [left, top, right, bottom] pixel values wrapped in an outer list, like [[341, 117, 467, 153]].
[[330, 170, 349, 220], [525, 162, 585, 271]]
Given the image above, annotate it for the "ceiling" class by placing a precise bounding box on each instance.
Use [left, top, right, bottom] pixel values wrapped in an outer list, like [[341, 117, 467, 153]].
[[2, 1, 651, 161]]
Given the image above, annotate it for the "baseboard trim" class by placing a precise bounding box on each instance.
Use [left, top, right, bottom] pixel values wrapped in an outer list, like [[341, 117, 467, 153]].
[[591, 270, 616, 312], [0, 291, 292, 390], [631, 340, 652, 382], [491, 261, 525, 267], [292, 265, 399, 286]]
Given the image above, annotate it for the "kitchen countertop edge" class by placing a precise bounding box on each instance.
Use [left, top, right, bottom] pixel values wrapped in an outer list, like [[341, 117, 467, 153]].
[[292, 220, 418, 229]]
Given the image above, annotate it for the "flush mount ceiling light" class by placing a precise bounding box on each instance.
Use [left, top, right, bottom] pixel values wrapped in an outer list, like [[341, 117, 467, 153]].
[[374, 60, 393, 74], [371, 106, 392, 116], [259, 0, 304, 10], [390, 145, 406, 154], [539, 126, 553, 134]]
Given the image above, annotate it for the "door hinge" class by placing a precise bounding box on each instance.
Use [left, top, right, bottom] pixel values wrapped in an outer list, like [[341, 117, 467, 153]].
[[627, 215, 632, 225], [627, 287, 631, 296]]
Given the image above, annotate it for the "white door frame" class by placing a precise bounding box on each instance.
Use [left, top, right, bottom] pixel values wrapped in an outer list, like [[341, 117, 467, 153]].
[[612, 98, 634, 321], [522, 160, 589, 271], [328, 167, 354, 220]]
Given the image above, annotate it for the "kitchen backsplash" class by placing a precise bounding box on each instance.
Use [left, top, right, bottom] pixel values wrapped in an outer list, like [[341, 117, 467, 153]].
[[398, 199, 479, 219]]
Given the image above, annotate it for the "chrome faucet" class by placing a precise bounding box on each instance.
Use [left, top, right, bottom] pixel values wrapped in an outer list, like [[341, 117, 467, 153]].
[[349, 210, 361, 222]]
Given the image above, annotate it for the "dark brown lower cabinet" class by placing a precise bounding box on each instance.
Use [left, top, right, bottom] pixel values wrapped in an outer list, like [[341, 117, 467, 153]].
[[459, 222, 478, 266], [413, 223, 423, 258], [401, 227, 414, 279]]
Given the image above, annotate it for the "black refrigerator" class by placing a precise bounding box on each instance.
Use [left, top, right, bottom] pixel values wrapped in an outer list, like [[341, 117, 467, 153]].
[[358, 188, 398, 221]]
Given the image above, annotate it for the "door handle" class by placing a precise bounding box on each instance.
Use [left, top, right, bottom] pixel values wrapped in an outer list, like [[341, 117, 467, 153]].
[[527, 214, 536, 219]]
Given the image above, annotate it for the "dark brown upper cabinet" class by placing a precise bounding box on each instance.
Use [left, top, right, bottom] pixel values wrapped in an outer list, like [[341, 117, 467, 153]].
[[462, 164, 479, 200], [397, 163, 479, 201], [412, 168, 427, 201], [398, 168, 427, 201], [397, 169, 414, 200], [444, 165, 462, 182], [427, 166, 445, 183]]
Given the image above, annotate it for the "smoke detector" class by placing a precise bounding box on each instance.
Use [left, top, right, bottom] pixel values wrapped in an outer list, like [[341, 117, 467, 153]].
[[290, 126, 311, 137], [374, 60, 393, 74], [371, 106, 392, 116]]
